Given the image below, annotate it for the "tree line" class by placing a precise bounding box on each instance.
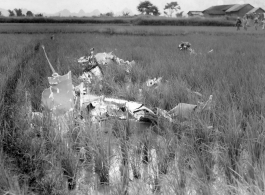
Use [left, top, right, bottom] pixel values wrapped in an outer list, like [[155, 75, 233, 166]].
[[100, 1, 183, 17], [2, 1, 182, 18], [137, 1, 183, 17], [7, 9, 43, 17]]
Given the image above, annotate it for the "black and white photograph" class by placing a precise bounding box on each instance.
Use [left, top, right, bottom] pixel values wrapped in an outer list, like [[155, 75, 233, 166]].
[[0, 0, 265, 194]]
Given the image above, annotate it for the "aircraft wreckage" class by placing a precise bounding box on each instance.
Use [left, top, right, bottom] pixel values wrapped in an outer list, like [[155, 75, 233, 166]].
[[36, 45, 213, 133], [178, 41, 213, 55]]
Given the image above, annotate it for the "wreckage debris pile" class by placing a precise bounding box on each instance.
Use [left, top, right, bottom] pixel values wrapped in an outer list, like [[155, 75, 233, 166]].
[[38, 47, 214, 132]]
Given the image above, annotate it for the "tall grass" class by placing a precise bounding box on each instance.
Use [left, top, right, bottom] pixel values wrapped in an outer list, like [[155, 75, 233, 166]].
[[1, 29, 265, 194]]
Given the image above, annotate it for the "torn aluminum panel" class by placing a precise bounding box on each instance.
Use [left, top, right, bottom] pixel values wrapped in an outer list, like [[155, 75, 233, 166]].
[[167, 95, 213, 120], [41, 71, 74, 116], [168, 103, 198, 119]]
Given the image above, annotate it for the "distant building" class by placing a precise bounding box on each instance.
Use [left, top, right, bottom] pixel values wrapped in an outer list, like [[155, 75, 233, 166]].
[[187, 11, 203, 17], [203, 4, 254, 18], [202, 4, 235, 17], [225, 4, 254, 17], [246, 7, 265, 16]]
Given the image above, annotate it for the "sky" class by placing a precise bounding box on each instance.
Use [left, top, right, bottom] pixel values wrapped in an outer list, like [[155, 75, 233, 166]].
[[1, 0, 265, 15]]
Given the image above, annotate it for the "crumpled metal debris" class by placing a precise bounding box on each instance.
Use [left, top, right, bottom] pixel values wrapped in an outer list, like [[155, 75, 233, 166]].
[[38, 45, 214, 134], [178, 42, 213, 56], [178, 42, 191, 51], [146, 77, 163, 88], [39, 69, 213, 131], [79, 86, 213, 125], [78, 90, 156, 124], [77, 48, 135, 74], [178, 42, 197, 55], [77, 48, 104, 81], [113, 57, 136, 73], [78, 48, 114, 66]]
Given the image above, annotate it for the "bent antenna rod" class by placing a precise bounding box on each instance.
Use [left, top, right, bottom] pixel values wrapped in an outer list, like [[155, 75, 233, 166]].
[[41, 45, 57, 74]]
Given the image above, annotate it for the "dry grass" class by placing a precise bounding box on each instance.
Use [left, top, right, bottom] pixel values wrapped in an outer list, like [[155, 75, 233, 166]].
[[0, 26, 265, 195], [0, 23, 264, 36]]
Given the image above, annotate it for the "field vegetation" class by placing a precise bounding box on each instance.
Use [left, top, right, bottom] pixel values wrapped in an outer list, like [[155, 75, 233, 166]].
[[1, 26, 265, 195], [0, 23, 263, 36], [0, 15, 236, 26]]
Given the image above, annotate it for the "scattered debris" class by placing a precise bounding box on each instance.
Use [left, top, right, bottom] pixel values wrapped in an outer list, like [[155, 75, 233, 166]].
[[145, 77, 203, 100], [114, 57, 136, 73], [146, 77, 163, 88], [78, 82, 213, 125], [77, 48, 104, 81], [178, 41, 213, 55], [178, 42, 191, 51], [178, 42, 197, 55], [34, 44, 215, 191], [77, 48, 135, 73], [40, 45, 214, 130]]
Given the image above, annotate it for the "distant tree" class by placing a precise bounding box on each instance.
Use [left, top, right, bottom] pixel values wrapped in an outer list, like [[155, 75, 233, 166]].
[[106, 12, 114, 17], [35, 13, 43, 17], [8, 10, 15, 17], [164, 1, 181, 17], [122, 11, 130, 16], [148, 5, 160, 16], [26, 11, 34, 17], [14, 8, 23, 16], [176, 11, 183, 18], [137, 1, 160, 16], [137, 1, 152, 15], [100, 12, 114, 17]]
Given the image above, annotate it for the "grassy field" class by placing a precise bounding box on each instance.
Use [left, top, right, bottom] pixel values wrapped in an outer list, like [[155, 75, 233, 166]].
[[1, 25, 265, 195], [0, 23, 264, 36]]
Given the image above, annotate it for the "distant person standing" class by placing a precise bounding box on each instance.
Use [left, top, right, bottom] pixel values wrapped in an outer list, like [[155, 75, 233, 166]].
[[242, 16, 248, 30], [246, 14, 251, 27], [236, 17, 242, 31], [262, 19, 265, 30], [254, 17, 259, 30]]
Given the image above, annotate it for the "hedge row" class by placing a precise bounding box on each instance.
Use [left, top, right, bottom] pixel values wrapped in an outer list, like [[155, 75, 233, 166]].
[[0, 16, 235, 26]]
